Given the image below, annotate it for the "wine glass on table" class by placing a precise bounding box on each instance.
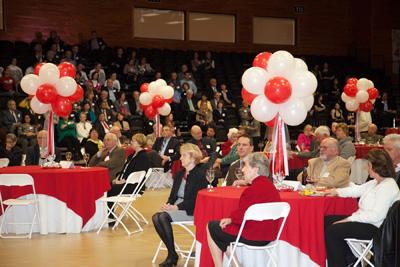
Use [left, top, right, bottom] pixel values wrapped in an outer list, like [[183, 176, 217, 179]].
[[235, 167, 244, 187], [65, 152, 73, 162], [83, 153, 90, 167], [206, 168, 215, 192]]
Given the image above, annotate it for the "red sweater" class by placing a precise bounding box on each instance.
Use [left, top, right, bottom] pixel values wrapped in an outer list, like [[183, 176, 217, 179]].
[[221, 140, 233, 156], [224, 176, 281, 241]]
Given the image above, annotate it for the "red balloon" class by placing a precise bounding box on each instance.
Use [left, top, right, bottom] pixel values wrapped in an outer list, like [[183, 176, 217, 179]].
[[253, 52, 271, 69], [241, 88, 257, 105], [343, 83, 358, 97], [367, 87, 379, 100], [264, 116, 278, 127], [68, 84, 84, 102], [264, 77, 292, 104], [36, 84, 58, 104], [144, 105, 157, 119], [347, 78, 358, 85], [359, 101, 373, 112], [152, 95, 166, 109], [166, 97, 173, 104], [140, 83, 149, 93], [34, 63, 45, 75], [139, 103, 149, 110], [58, 62, 76, 78], [52, 96, 72, 117]]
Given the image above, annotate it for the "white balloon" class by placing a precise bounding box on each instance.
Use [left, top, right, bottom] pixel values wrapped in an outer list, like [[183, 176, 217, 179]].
[[139, 92, 153, 106], [21, 74, 41, 95], [158, 103, 171, 116], [55, 76, 77, 97], [301, 95, 314, 111], [30, 96, 51, 114], [345, 99, 359, 112], [148, 81, 160, 95], [355, 90, 369, 103], [39, 63, 60, 85], [356, 78, 370, 91], [241, 67, 270, 95], [294, 58, 308, 71], [341, 92, 353, 103], [159, 85, 174, 99], [156, 79, 167, 87], [250, 95, 278, 122], [267, 50, 295, 76], [367, 80, 374, 89], [289, 71, 317, 98], [279, 98, 307, 126]]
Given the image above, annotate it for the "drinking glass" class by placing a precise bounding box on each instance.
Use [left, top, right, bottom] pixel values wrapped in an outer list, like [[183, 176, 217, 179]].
[[206, 168, 215, 192], [65, 152, 73, 162], [235, 168, 244, 187], [83, 153, 90, 167]]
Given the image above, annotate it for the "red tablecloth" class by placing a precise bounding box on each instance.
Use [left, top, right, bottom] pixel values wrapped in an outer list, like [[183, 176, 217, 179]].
[[194, 187, 358, 267], [386, 128, 400, 135], [354, 144, 384, 159], [0, 166, 110, 226]]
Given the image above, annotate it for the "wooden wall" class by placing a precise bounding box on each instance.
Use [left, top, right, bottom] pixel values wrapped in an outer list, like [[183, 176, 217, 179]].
[[0, 0, 399, 74]]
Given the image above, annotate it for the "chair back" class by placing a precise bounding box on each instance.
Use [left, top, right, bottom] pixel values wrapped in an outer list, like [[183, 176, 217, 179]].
[[0, 174, 34, 187], [125, 170, 146, 186], [240, 202, 290, 243], [0, 158, 10, 168]]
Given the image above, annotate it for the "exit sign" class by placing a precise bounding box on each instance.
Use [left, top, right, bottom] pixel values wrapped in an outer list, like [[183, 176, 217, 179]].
[[294, 5, 305, 14]]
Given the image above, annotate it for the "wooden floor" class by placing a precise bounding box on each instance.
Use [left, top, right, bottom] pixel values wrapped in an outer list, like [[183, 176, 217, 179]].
[[0, 189, 196, 267]]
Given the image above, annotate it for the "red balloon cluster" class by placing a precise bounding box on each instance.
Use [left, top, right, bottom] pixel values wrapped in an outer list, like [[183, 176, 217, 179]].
[[342, 77, 379, 112], [139, 80, 173, 119], [241, 51, 293, 126], [21, 62, 84, 117]]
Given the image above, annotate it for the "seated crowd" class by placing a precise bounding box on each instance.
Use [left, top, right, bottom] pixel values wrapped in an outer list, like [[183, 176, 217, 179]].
[[0, 31, 399, 266]]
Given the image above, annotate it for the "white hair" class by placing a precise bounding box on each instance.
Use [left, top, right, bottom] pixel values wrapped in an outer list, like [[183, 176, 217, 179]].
[[314, 126, 330, 137], [383, 134, 400, 150], [227, 128, 238, 139]]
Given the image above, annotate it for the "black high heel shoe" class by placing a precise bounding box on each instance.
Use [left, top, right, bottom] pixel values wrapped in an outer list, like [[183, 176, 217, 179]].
[[159, 256, 178, 267]]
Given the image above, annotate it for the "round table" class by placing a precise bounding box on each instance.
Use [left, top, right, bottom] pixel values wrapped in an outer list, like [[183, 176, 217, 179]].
[[0, 166, 110, 233], [194, 186, 358, 267], [385, 128, 400, 135], [354, 144, 384, 159]]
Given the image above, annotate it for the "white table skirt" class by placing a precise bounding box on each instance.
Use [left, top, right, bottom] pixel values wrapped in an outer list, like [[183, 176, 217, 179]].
[[0, 193, 107, 235], [195, 240, 320, 267]]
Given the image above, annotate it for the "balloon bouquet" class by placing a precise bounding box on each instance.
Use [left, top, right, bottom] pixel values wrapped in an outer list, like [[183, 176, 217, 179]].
[[341, 77, 379, 142], [20, 62, 84, 158], [241, 51, 317, 183], [138, 79, 174, 137]]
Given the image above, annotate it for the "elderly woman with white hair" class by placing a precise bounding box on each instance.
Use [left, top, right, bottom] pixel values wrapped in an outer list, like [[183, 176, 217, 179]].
[[207, 152, 281, 267], [383, 133, 400, 184], [221, 128, 239, 156]]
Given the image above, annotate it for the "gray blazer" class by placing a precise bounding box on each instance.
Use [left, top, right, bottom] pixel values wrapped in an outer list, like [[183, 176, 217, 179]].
[[89, 146, 125, 182]]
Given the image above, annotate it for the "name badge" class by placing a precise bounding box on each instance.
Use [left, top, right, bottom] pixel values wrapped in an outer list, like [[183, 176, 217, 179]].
[[104, 156, 110, 161], [321, 172, 330, 178], [168, 149, 174, 153], [222, 113, 226, 117], [206, 145, 211, 149]]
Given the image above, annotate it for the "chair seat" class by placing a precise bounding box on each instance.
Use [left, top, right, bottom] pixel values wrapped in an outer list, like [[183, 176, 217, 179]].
[[234, 240, 277, 250], [99, 196, 136, 203], [3, 199, 38, 206]]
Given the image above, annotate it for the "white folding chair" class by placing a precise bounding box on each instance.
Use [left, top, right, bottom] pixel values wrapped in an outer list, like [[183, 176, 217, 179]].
[[0, 158, 10, 168], [226, 202, 291, 267], [152, 221, 196, 267], [122, 168, 153, 225], [145, 167, 166, 190], [97, 170, 146, 235], [345, 238, 374, 267], [0, 174, 40, 239]]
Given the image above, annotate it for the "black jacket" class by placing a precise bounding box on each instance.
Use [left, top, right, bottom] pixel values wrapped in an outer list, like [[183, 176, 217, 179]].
[[4, 146, 23, 166], [153, 137, 181, 170], [166, 153, 217, 215], [188, 137, 216, 157], [118, 149, 150, 180], [167, 164, 208, 216], [25, 145, 61, 165], [373, 200, 400, 267]]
